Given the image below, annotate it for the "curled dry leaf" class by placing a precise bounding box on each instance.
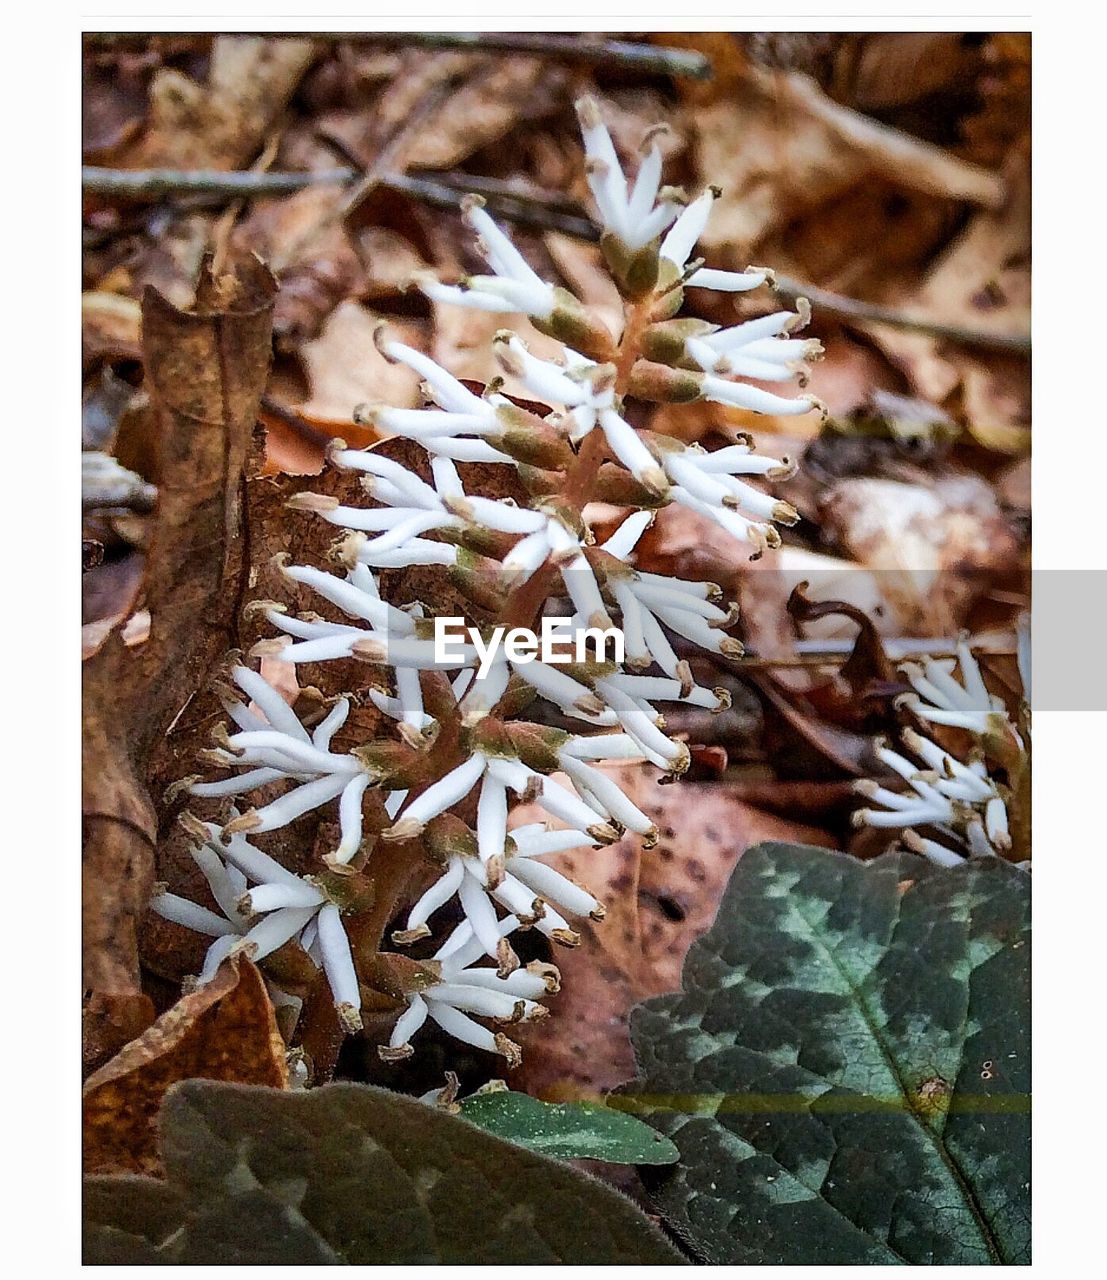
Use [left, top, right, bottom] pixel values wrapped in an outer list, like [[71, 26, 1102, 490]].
[[83, 953, 289, 1177], [119, 36, 317, 170], [83, 255, 276, 1070], [786, 580, 896, 695], [511, 765, 835, 1100]]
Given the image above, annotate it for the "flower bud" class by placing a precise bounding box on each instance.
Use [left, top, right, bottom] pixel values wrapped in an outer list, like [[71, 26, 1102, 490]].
[[640, 317, 718, 365], [489, 404, 574, 470], [504, 722, 572, 774], [626, 359, 704, 404], [530, 288, 616, 361]]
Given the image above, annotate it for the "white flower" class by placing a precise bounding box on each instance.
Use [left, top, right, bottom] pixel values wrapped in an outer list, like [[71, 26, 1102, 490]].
[[151, 819, 363, 1031], [898, 639, 1020, 742], [381, 948, 559, 1066], [385, 750, 625, 850], [649, 439, 801, 557], [596, 510, 743, 679], [494, 334, 670, 497], [575, 97, 683, 250], [417, 194, 560, 320], [853, 639, 1026, 866], [684, 308, 822, 380], [397, 834, 601, 965], [658, 187, 770, 292], [853, 730, 1010, 865], [192, 667, 373, 865]]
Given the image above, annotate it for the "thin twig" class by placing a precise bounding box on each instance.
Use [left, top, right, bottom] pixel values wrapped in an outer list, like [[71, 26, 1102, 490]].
[[85, 31, 713, 78], [83, 168, 1028, 355], [773, 273, 1030, 355], [260, 395, 332, 446], [83, 166, 599, 238], [82, 166, 355, 198], [359, 32, 712, 78], [383, 172, 597, 239]]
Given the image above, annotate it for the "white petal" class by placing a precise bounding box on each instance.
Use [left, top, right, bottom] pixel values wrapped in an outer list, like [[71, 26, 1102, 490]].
[[390, 993, 430, 1048], [316, 903, 361, 1012]]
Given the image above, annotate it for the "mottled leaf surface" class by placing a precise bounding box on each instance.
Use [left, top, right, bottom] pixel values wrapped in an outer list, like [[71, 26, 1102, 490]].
[[624, 843, 1029, 1265], [460, 1090, 679, 1164], [84, 1080, 687, 1264]]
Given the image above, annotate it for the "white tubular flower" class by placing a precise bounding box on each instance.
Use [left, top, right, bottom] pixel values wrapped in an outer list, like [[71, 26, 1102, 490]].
[[258, 558, 418, 667], [399, 844, 597, 967], [326, 448, 542, 547], [486, 756, 621, 845], [575, 97, 682, 249], [382, 950, 559, 1066], [701, 374, 820, 418], [354, 339, 518, 461], [853, 731, 1011, 866], [386, 752, 490, 841], [592, 676, 689, 774], [658, 187, 769, 292], [596, 512, 741, 680], [396, 800, 604, 962], [192, 667, 372, 865], [686, 310, 822, 380], [415, 195, 559, 320], [898, 639, 1021, 743], [493, 334, 670, 498], [151, 823, 363, 1031], [643, 439, 798, 556], [508, 658, 618, 727]]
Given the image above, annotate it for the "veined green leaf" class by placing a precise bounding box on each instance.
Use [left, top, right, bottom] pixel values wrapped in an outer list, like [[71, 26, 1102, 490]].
[[460, 1089, 679, 1164], [623, 843, 1030, 1265]]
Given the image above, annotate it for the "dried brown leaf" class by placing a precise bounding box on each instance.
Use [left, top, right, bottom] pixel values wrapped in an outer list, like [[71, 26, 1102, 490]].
[[695, 62, 1003, 260], [379, 54, 564, 170], [120, 36, 317, 170], [862, 153, 1029, 450], [83, 954, 288, 1177], [83, 256, 275, 1069], [817, 470, 1020, 634], [298, 303, 424, 422]]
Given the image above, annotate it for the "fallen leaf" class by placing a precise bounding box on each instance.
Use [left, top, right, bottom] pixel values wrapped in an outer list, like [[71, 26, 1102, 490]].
[[120, 36, 317, 170], [431, 297, 565, 395], [232, 184, 368, 346], [82, 291, 142, 368], [868, 152, 1030, 451], [83, 256, 276, 1070], [695, 61, 1003, 261], [84, 954, 289, 1176], [816, 469, 1020, 634], [381, 54, 566, 170]]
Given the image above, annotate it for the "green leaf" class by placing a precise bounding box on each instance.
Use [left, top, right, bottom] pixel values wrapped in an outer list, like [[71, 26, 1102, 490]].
[[623, 843, 1030, 1265], [459, 1090, 680, 1164], [83, 1080, 687, 1265]]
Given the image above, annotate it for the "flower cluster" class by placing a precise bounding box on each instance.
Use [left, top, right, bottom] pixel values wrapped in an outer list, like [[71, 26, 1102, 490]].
[[853, 636, 1029, 866], [156, 98, 822, 1070]]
